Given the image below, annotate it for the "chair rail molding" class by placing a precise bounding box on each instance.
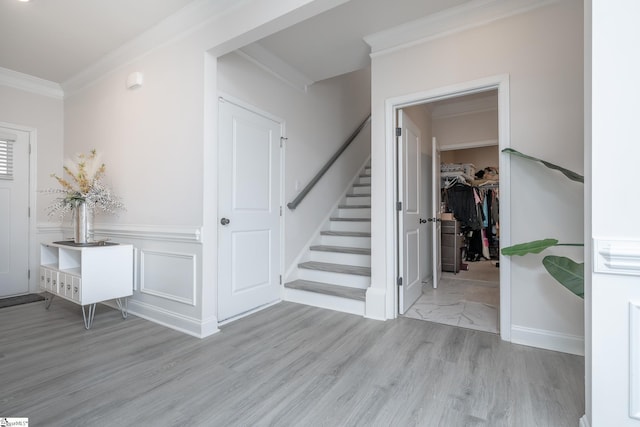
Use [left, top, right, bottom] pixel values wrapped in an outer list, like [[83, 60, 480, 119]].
[[594, 238, 640, 276]]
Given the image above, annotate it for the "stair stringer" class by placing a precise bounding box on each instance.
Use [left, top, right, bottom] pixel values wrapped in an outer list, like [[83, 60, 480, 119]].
[[284, 156, 371, 283]]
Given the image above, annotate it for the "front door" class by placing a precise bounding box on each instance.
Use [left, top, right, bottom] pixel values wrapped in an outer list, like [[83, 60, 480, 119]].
[[0, 128, 30, 297], [217, 99, 282, 322], [398, 110, 424, 314]]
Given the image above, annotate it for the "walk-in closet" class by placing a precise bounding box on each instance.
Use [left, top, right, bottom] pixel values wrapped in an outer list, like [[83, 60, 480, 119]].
[[402, 90, 501, 334]]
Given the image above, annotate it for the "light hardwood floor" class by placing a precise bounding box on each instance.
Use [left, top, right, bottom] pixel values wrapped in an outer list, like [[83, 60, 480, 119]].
[[0, 299, 584, 426]]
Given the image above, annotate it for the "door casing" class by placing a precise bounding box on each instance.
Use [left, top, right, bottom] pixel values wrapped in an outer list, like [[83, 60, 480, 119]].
[[386, 75, 511, 341]]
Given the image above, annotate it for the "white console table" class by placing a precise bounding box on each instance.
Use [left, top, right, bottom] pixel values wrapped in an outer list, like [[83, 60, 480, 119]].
[[40, 241, 134, 329]]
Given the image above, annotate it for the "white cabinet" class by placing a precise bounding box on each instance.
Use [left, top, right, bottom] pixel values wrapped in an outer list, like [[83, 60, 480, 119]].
[[40, 242, 133, 328]]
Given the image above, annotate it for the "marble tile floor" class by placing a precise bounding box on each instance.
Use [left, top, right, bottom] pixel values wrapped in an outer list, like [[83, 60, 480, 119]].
[[404, 260, 500, 334]]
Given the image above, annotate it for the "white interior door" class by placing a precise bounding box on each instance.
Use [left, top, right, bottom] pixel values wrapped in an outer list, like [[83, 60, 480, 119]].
[[0, 128, 30, 298], [431, 136, 442, 289], [398, 110, 423, 314], [218, 100, 281, 322]]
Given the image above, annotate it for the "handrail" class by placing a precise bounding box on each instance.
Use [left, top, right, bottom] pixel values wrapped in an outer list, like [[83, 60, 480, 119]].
[[287, 114, 371, 210]]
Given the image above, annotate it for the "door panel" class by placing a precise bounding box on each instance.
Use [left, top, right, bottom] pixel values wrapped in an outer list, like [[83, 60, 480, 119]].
[[218, 100, 281, 322], [0, 129, 29, 298], [398, 110, 423, 314]]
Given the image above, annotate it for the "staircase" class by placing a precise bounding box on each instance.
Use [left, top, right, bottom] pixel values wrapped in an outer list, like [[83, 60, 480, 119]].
[[284, 163, 371, 315]]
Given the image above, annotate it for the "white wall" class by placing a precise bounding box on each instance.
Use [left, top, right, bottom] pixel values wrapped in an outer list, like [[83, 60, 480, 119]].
[[434, 109, 498, 149], [370, 0, 585, 353], [0, 85, 64, 292], [441, 146, 499, 172], [217, 53, 371, 270], [590, 0, 640, 424], [61, 0, 352, 337]]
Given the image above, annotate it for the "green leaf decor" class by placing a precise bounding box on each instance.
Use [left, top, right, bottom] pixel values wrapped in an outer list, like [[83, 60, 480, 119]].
[[501, 239, 559, 256], [542, 256, 584, 298]]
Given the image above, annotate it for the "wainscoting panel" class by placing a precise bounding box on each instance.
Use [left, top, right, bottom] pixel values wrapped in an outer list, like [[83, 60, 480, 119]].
[[140, 250, 196, 306], [37, 223, 216, 338]]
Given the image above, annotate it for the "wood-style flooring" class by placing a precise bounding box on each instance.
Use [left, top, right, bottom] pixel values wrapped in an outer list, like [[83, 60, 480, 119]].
[[0, 299, 584, 426]]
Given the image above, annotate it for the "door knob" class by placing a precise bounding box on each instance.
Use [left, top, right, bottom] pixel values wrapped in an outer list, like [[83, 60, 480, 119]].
[[419, 218, 427, 224], [220, 218, 230, 226]]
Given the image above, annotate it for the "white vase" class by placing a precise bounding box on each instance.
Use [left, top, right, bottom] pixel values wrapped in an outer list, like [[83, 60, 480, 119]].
[[73, 201, 89, 244]]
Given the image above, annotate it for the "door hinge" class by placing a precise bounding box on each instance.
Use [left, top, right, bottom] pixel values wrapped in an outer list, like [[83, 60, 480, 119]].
[[280, 206, 282, 216], [29, 144, 32, 154], [28, 269, 31, 279], [279, 275, 282, 285], [397, 277, 403, 286], [396, 127, 402, 137], [27, 207, 30, 218], [280, 136, 288, 148], [396, 201, 402, 211]]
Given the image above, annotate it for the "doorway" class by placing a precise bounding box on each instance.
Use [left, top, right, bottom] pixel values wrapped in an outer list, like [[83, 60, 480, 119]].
[[390, 76, 511, 341]]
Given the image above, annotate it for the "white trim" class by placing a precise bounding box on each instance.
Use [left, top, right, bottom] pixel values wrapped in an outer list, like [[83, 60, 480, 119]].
[[140, 250, 197, 306], [237, 44, 313, 92], [630, 301, 640, 420], [0, 67, 64, 99], [122, 299, 219, 338], [594, 239, 640, 276], [365, 0, 560, 57], [440, 139, 498, 151], [385, 74, 512, 341], [511, 325, 585, 356], [36, 222, 202, 243], [579, 415, 591, 427]]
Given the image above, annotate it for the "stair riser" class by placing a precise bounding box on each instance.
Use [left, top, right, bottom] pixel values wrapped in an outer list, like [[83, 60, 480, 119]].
[[297, 269, 370, 288], [320, 235, 371, 248], [359, 176, 371, 185], [345, 196, 371, 205], [283, 288, 365, 316], [352, 186, 371, 195], [330, 220, 371, 233], [309, 251, 371, 267], [337, 207, 371, 218]]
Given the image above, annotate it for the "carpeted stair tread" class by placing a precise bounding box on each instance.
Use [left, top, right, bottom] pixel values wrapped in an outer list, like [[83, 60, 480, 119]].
[[338, 204, 371, 209], [310, 245, 371, 255], [284, 279, 366, 301], [298, 261, 371, 276], [321, 231, 371, 237]]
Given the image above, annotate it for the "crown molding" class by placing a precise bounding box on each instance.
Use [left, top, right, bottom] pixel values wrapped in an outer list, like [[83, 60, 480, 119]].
[[238, 43, 314, 92], [61, 0, 246, 95], [364, 0, 561, 57], [0, 66, 64, 99]]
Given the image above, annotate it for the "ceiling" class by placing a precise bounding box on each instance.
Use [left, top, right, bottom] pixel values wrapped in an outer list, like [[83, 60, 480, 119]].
[[0, 0, 196, 82], [0, 0, 472, 85]]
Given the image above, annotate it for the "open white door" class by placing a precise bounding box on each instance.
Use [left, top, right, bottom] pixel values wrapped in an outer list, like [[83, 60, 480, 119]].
[[0, 128, 29, 298], [398, 110, 424, 314], [431, 136, 442, 289], [218, 99, 282, 322]]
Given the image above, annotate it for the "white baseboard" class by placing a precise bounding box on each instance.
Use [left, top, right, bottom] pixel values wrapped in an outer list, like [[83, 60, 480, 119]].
[[511, 325, 584, 356], [124, 299, 219, 339], [365, 287, 387, 320], [579, 414, 590, 427]]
